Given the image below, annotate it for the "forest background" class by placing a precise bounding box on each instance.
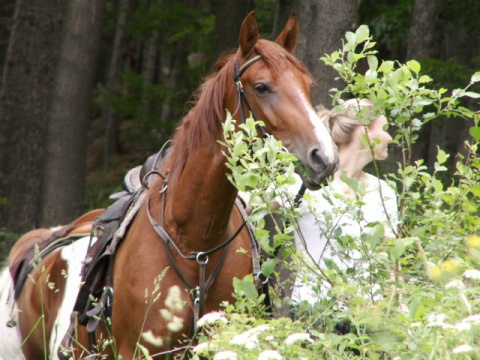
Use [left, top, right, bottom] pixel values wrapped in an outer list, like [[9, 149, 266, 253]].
[[0, 0, 479, 254]]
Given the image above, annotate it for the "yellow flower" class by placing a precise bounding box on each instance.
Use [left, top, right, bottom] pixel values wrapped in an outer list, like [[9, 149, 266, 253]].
[[466, 236, 480, 261], [441, 259, 461, 275], [466, 235, 480, 250], [428, 265, 442, 281], [428, 259, 463, 282]]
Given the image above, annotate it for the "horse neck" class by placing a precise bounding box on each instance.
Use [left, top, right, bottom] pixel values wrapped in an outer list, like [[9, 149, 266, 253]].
[[163, 139, 237, 252]]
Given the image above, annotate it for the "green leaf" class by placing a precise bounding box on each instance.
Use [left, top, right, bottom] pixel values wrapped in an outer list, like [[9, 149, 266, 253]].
[[233, 276, 259, 300], [470, 126, 480, 141], [436, 148, 448, 165], [236, 173, 258, 191], [261, 259, 278, 277], [367, 55, 378, 72], [345, 31, 356, 45], [464, 91, 480, 99], [137, 344, 153, 360], [469, 183, 480, 197], [418, 75, 432, 84], [378, 61, 394, 73], [471, 71, 480, 83], [409, 296, 421, 320], [355, 25, 370, 43], [247, 207, 270, 222], [389, 239, 405, 262], [407, 60, 421, 74]]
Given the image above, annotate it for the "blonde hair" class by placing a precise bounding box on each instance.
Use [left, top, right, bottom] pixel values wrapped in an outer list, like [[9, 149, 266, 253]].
[[317, 98, 374, 146]]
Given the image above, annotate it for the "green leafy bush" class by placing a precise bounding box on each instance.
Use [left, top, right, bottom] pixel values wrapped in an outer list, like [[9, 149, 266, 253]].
[[193, 25, 480, 359]]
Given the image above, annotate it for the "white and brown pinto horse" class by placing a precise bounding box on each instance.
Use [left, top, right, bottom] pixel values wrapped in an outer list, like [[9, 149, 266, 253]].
[[0, 11, 338, 359]]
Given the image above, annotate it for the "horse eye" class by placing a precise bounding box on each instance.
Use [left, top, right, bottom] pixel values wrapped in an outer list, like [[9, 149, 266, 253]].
[[254, 83, 270, 95]]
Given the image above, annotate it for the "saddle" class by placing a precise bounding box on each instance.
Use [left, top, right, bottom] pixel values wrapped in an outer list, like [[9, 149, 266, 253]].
[[9, 208, 105, 300], [59, 144, 171, 357]]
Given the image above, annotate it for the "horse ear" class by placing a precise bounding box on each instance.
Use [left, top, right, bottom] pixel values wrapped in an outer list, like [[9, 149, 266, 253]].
[[239, 11, 259, 58], [275, 12, 298, 54]]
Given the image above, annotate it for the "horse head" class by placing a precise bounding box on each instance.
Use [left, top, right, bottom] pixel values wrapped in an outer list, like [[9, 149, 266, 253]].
[[230, 11, 339, 189]]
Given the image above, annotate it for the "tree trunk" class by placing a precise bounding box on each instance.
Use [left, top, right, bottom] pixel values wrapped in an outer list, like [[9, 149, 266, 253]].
[[0, 0, 65, 233], [272, 0, 298, 39], [159, 41, 189, 127], [211, 0, 254, 61], [277, 0, 359, 107], [0, 1, 15, 71], [39, 0, 105, 227], [103, 0, 132, 167], [406, 0, 445, 61], [406, 0, 446, 167], [142, 0, 162, 127]]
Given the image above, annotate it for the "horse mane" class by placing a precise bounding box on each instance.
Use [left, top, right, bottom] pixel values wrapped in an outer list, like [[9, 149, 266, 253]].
[[150, 39, 312, 194]]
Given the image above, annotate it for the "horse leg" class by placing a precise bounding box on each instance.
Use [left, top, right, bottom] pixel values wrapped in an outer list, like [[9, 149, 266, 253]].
[[0, 267, 24, 359], [15, 249, 67, 359]]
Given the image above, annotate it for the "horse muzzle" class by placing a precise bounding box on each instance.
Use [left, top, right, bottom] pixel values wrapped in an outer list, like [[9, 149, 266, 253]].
[[303, 148, 339, 189]]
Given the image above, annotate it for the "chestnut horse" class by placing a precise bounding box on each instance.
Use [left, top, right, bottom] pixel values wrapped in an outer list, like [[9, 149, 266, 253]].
[[0, 11, 338, 359]]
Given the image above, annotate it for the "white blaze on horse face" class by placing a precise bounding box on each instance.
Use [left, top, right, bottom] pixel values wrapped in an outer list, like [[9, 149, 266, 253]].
[[304, 99, 337, 164], [0, 268, 24, 359]]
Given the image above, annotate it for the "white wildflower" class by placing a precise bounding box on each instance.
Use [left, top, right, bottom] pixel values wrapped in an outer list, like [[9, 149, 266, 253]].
[[258, 350, 282, 360], [464, 269, 480, 280], [454, 322, 471, 332], [426, 313, 452, 328], [167, 315, 184, 333], [165, 285, 184, 313], [230, 324, 269, 349], [230, 335, 258, 350], [193, 341, 216, 354], [197, 312, 228, 327], [445, 280, 464, 290], [285, 333, 313, 346], [213, 350, 238, 360], [452, 344, 473, 354], [241, 324, 270, 337], [463, 314, 480, 323], [141, 330, 164, 347]]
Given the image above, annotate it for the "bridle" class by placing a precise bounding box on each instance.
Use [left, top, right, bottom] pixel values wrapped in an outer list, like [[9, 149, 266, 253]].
[[233, 55, 268, 138], [146, 54, 268, 336], [235, 56, 308, 204]]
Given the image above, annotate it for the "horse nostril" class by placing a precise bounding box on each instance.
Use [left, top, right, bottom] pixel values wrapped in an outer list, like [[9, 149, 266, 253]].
[[309, 148, 326, 169], [309, 148, 338, 177]]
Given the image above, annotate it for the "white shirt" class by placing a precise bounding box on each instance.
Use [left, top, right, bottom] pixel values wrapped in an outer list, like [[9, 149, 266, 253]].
[[290, 173, 398, 305]]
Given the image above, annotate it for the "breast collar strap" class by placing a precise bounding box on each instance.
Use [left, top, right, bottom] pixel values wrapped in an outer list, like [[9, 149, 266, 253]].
[[233, 55, 268, 139], [146, 189, 247, 333]]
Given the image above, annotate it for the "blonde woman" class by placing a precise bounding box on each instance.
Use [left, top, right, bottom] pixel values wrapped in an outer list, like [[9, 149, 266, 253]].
[[291, 98, 398, 306]]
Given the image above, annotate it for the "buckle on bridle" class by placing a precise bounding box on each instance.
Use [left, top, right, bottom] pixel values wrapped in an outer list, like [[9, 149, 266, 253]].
[[255, 271, 269, 285]]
